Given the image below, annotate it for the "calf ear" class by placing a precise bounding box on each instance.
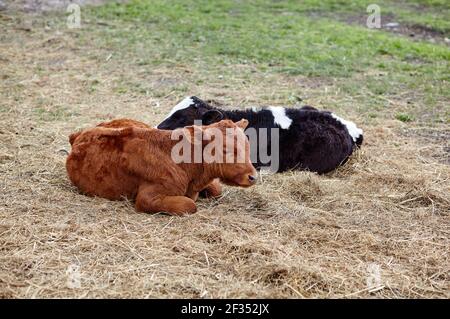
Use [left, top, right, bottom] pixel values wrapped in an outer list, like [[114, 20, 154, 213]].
[[202, 110, 223, 125], [183, 125, 210, 145], [235, 119, 249, 130]]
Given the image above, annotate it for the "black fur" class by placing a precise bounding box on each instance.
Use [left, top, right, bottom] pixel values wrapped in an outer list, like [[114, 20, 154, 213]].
[[157, 97, 363, 174]]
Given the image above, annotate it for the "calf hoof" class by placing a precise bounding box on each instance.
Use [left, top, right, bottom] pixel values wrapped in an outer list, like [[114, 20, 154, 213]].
[[199, 181, 222, 198], [199, 189, 219, 198], [169, 203, 197, 216]]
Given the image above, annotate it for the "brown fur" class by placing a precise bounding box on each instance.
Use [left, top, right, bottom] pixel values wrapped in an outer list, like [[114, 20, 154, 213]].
[[99, 119, 221, 199], [66, 119, 256, 216], [199, 179, 222, 198], [97, 118, 152, 129]]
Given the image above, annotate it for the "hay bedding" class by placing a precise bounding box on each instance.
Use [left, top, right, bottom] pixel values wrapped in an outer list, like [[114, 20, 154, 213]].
[[0, 15, 449, 299]]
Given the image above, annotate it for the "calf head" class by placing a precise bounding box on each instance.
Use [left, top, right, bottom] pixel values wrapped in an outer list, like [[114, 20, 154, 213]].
[[207, 119, 256, 187], [158, 96, 224, 130], [173, 119, 257, 187]]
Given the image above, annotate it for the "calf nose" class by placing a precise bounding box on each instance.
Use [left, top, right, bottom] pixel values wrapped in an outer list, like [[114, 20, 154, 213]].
[[248, 175, 257, 184]]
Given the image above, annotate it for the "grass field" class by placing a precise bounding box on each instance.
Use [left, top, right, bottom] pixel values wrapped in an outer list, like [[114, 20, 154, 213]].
[[0, 0, 449, 298]]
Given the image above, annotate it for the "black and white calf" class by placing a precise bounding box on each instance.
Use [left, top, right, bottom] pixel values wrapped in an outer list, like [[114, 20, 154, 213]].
[[157, 96, 363, 174]]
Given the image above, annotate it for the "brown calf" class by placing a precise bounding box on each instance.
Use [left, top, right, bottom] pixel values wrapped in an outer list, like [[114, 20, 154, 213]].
[[98, 119, 224, 198], [66, 119, 256, 215]]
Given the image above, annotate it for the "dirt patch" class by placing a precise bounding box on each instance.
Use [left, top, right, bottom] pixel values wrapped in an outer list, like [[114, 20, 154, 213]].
[[0, 0, 125, 13], [400, 127, 450, 165], [311, 10, 449, 46], [401, 127, 450, 144]]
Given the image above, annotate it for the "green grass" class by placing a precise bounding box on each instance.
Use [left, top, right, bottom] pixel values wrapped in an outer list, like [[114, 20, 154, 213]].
[[396, 113, 415, 122], [33, 104, 78, 122], [0, 105, 8, 113], [67, 0, 450, 121], [89, 0, 449, 77]]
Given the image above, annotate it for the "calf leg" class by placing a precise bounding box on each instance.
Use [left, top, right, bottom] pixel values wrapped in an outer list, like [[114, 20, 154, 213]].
[[135, 185, 197, 216], [199, 179, 222, 198]]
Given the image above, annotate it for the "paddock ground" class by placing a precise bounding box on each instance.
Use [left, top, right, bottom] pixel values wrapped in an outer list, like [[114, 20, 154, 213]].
[[0, 0, 449, 298]]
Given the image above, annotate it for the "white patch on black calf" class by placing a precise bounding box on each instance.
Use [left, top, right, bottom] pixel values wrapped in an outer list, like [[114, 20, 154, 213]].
[[268, 106, 292, 129], [163, 96, 195, 120], [331, 113, 363, 142]]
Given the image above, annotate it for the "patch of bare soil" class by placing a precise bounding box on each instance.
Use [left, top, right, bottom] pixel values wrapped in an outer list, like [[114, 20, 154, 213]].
[[345, 12, 449, 46], [401, 127, 450, 165], [307, 10, 449, 46], [0, 0, 125, 13]]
